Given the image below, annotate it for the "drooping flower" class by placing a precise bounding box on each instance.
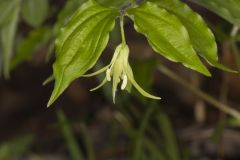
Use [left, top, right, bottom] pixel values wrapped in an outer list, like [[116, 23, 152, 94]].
[[83, 43, 161, 103]]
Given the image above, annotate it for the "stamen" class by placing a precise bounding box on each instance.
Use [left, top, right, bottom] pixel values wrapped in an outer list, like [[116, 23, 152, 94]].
[[121, 74, 128, 90], [106, 68, 111, 81]]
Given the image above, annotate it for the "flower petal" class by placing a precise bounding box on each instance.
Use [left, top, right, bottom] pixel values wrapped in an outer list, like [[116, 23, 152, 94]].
[[90, 78, 107, 91], [126, 64, 161, 100], [121, 74, 128, 90], [43, 74, 54, 86], [82, 65, 109, 77], [106, 68, 112, 81], [110, 44, 122, 65]]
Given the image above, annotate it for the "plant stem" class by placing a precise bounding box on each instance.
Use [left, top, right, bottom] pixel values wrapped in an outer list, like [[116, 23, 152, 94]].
[[115, 113, 166, 159], [120, 15, 126, 44], [57, 110, 84, 160], [156, 112, 180, 160], [133, 102, 156, 160], [230, 26, 240, 71], [231, 39, 240, 71], [230, 26, 239, 37], [80, 123, 96, 160], [157, 65, 240, 119]]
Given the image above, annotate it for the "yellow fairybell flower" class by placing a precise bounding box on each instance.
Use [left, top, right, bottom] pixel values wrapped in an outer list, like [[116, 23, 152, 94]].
[[83, 43, 161, 103]]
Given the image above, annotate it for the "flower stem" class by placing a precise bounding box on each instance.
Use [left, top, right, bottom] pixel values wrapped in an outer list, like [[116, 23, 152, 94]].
[[230, 25, 239, 37], [157, 64, 240, 119], [120, 15, 126, 44]]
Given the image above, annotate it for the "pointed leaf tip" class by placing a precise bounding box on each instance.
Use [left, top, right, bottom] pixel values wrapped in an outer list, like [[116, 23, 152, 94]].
[[48, 1, 119, 105], [127, 2, 211, 77]]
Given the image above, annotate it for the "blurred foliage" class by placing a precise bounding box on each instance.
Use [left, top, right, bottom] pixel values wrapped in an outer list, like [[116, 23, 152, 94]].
[[191, 0, 240, 26], [21, 0, 49, 27], [0, 135, 33, 160], [57, 109, 85, 160]]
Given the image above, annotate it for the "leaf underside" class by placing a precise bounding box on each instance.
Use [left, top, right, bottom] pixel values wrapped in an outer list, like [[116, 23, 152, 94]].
[[148, 0, 235, 72], [48, 1, 119, 106], [127, 2, 211, 76], [192, 0, 240, 26]]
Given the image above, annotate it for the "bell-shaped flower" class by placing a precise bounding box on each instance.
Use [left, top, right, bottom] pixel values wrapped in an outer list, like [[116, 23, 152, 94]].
[[83, 43, 161, 103]]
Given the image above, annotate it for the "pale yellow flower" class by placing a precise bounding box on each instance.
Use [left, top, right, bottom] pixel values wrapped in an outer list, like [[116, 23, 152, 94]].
[[83, 43, 161, 103]]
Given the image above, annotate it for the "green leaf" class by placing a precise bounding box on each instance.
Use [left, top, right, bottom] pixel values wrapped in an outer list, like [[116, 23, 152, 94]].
[[11, 27, 51, 69], [96, 0, 131, 8], [48, 0, 87, 60], [148, 0, 234, 72], [54, 0, 129, 35], [127, 2, 211, 76], [0, 0, 19, 26], [54, 0, 87, 35], [191, 0, 240, 26], [48, 1, 119, 106], [0, 0, 20, 78], [21, 0, 49, 27]]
